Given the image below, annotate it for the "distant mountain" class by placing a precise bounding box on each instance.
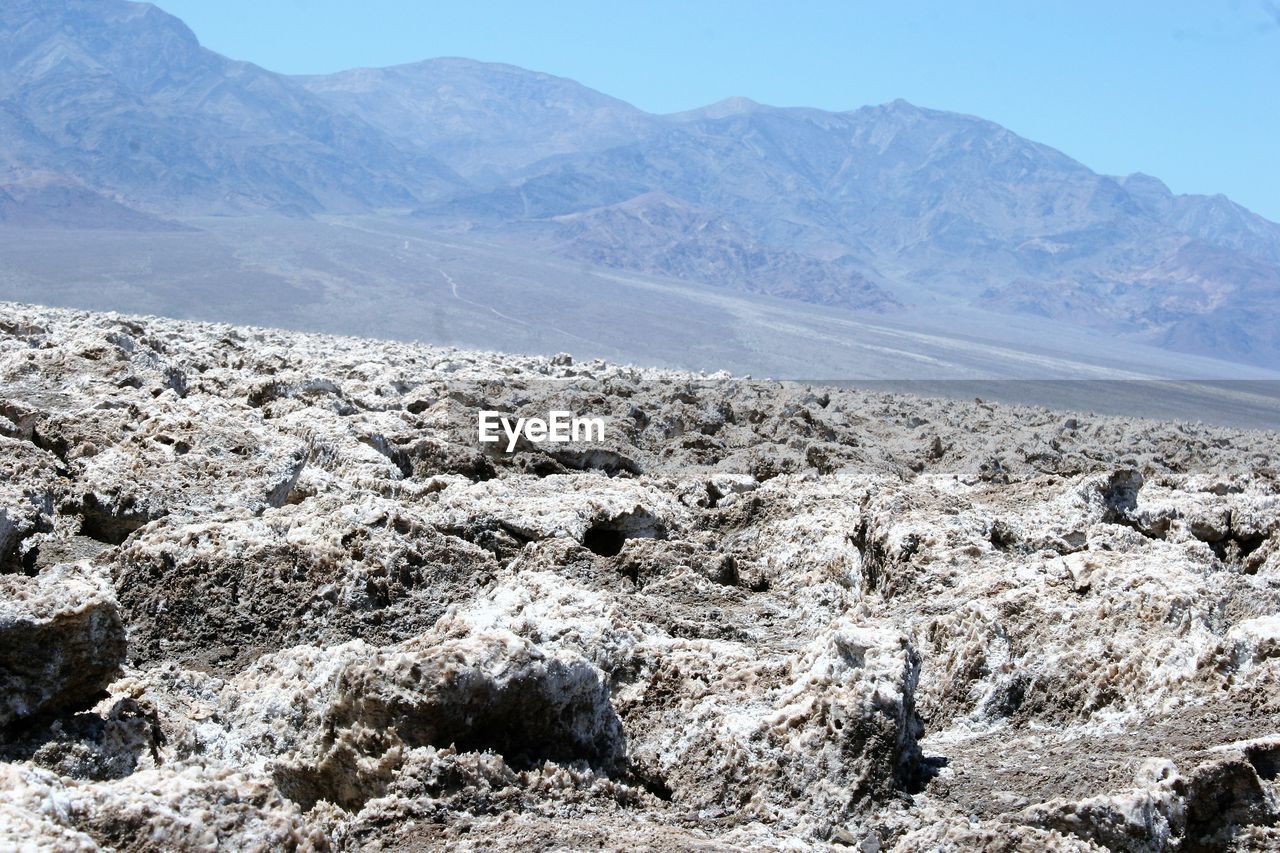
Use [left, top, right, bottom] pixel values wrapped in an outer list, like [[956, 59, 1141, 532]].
[[4, 0, 1280, 366], [415, 97, 1280, 363], [1120, 173, 1280, 267], [0, 0, 462, 215], [0, 171, 188, 230], [534, 191, 899, 310], [295, 58, 657, 183]]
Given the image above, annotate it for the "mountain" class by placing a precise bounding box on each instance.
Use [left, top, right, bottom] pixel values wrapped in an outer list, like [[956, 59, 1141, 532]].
[[1120, 172, 1280, 266], [0, 171, 188, 230], [3, 0, 1280, 367], [295, 58, 658, 183], [517, 191, 900, 310], [0, 0, 462, 215], [414, 97, 1280, 363]]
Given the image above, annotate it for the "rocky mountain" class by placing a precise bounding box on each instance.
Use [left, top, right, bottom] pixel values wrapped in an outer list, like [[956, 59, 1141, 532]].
[[2, 303, 1279, 848], [295, 57, 658, 183], [0, 0, 462, 215], [425, 97, 1280, 362], [530, 191, 901, 309], [4, 0, 1280, 367], [297, 61, 1280, 362], [1121, 172, 1280, 267], [0, 171, 188, 230]]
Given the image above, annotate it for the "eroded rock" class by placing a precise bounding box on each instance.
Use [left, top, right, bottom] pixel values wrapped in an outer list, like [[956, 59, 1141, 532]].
[[0, 563, 125, 726], [1, 302, 1278, 850], [112, 495, 498, 673]]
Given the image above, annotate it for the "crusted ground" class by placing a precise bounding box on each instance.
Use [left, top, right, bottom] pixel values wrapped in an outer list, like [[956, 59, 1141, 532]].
[[1, 301, 1278, 851]]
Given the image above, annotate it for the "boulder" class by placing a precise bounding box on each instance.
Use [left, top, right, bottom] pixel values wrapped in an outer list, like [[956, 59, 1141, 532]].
[[0, 564, 125, 726]]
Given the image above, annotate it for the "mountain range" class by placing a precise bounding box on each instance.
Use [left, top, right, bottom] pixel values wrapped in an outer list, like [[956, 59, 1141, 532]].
[[3, 0, 1280, 368]]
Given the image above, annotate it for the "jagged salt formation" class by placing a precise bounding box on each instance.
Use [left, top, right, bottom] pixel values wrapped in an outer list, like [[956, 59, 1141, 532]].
[[0, 302, 1277, 851]]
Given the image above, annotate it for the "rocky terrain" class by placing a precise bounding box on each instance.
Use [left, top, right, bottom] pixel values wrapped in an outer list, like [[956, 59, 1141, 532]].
[[1, 301, 1279, 850]]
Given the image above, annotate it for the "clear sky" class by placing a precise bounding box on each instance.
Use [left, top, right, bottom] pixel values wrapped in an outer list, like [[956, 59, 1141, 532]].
[[153, 0, 1280, 222]]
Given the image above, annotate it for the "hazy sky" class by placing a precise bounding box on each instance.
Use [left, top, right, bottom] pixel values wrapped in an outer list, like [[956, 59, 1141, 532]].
[[154, 0, 1280, 221]]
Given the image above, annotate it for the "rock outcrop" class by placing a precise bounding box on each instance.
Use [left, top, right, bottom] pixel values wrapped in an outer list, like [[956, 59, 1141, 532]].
[[0, 563, 125, 727], [1, 301, 1277, 850]]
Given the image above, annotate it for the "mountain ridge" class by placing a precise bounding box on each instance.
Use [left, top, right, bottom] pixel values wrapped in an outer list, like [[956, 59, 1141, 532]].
[[0, 0, 464, 215], [3, 0, 1280, 367]]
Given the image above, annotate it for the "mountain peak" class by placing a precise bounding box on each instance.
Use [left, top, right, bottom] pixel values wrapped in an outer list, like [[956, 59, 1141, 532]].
[[1, 0, 206, 96], [0, 0, 462, 214], [882, 97, 920, 111], [1122, 172, 1173, 195], [864, 98, 966, 124], [709, 95, 764, 112], [672, 95, 768, 121]]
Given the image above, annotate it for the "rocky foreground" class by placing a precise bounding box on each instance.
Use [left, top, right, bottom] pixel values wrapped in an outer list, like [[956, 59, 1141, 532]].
[[1, 302, 1278, 851]]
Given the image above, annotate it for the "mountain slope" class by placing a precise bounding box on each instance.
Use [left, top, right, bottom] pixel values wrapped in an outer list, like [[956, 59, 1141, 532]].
[[0, 171, 189, 230], [422, 97, 1280, 363], [3, 1, 1280, 366], [1120, 172, 1280, 266], [537, 191, 899, 310], [0, 0, 463, 215], [295, 58, 658, 183]]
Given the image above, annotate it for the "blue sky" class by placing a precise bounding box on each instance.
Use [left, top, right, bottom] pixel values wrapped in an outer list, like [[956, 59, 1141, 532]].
[[154, 0, 1280, 222]]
